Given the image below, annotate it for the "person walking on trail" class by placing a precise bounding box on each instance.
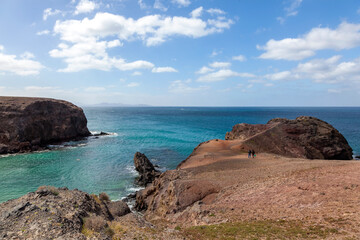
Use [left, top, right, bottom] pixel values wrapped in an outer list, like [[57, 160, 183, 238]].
[[252, 149, 256, 158], [248, 150, 252, 158]]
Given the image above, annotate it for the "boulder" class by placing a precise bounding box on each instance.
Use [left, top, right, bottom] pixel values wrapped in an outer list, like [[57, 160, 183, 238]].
[[225, 116, 353, 160], [134, 152, 161, 186], [0, 97, 90, 154]]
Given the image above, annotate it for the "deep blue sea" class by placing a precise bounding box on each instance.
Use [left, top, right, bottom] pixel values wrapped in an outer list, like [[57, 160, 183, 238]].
[[0, 107, 359, 203]]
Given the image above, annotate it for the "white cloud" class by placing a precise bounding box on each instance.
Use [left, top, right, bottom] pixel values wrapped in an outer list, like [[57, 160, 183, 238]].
[[285, 0, 303, 17], [232, 55, 246, 62], [0, 47, 44, 76], [132, 71, 142, 76], [264, 55, 360, 86], [206, 8, 225, 15], [53, 12, 233, 47], [85, 86, 106, 92], [51, 11, 232, 72], [152, 67, 178, 73], [49, 38, 154, 72], [190, 7, 203, 18], [277, 0, 303, 24], [74, 0, 99, 15], [43, 8, 62, 21], [154, 0, 168, 11], [209, 61, 231, 68], [20, 52, 35, 59], [127, 82, 140, 87], [37, 30, 50, 36], [197, 69, 255, 82], [169, 79, 209, 93], [172, 0, 191, 7], [196, 66, 214, 74], [211, 49, 222, 57], [265, 71, 292, 81], [138, 0, 148, 9], [259, 22, 360, 61]]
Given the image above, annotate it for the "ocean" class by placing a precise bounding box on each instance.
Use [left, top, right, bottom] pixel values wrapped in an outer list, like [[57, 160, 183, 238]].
[[0, 107, 359, 203]]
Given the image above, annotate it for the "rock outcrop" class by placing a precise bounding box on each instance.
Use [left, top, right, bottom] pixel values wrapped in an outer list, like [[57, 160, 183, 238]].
[[225, 116, 353, 160], [0, 97, 90, 154], [0, 186, 130, 239], [134, 152, 161, 186]]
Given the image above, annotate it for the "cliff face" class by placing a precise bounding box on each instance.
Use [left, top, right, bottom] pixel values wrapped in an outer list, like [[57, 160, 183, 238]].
[[0, 97, 90, 154], [225, 116, 353, 160]]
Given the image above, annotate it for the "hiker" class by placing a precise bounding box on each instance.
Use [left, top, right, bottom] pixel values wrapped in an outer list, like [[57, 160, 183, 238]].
[[248, 150, 252, 158], [252, 149, 256, 158]]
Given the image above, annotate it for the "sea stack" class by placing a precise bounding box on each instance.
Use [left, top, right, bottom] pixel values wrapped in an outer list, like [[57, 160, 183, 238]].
[[0, 97, 90, 154]]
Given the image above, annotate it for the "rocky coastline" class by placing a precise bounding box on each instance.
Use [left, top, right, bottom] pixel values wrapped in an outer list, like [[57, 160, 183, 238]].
[[0, 97, 91, 154], [1, 112, 359, 239]]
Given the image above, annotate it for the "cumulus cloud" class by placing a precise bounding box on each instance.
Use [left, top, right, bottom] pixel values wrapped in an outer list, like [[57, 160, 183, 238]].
[[49, 38, 154, 72], [259, 22, 360, 61], [43, 8, 62, 21], [197, 69, 255, 82], [169, 79, 209, 93], [196, 66, 214, 74], [209, 61, 231, 68], [50, 10, 232, 72], [154, 0, 168, 11], [264, 55, 360, 86], [172, 0, 191, 7], [74, 0, 99, 15], [190, 6, 203, 18], [206, 8, 225, 15], [53, 12, 233, 46], [232, 55, 246, 62], [152, 67, 178, 73], [0, 46, 44, 76]]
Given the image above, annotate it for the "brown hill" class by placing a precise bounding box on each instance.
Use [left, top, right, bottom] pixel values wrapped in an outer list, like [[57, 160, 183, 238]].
[[225, 116, 353, 160]]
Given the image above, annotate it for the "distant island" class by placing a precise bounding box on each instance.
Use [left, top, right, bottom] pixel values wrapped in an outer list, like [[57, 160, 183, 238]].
[[0, 97, 359, 239], [85, 102, 151, 107]]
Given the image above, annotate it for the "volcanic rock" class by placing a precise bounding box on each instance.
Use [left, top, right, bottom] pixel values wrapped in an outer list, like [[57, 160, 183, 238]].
[[0, 186, 130, 239], [134, 152, 161, 186], [225, 116, 353, 160], [0, 97, 90, 154]]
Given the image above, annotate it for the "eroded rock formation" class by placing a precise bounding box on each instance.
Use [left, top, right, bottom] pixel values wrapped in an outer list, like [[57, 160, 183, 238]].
[[0, 186, 130, 239], [0, 97, 90, 154], [225, 116, 353, 160], [134, 152, 161, 186]]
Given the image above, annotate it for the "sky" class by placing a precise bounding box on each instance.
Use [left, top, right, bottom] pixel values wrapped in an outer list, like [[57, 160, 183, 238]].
[[1, 0, 360, 106]]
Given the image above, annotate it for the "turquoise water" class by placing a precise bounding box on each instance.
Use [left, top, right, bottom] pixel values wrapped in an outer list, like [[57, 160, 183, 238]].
[[0, 107, 359, 203]]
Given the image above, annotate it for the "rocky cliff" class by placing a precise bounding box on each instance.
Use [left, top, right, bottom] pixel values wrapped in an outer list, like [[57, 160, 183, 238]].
[[136, 116, 354, 225], [0, 97, 90, 154], [225, 116, 353, 160], [0, 186, 130, 239]]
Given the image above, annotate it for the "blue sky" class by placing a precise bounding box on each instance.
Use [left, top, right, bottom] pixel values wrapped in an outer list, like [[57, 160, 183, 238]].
[[1, 0, 360, 106]]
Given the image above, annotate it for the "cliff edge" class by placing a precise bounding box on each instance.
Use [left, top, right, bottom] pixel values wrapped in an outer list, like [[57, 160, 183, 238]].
[[0, 97, 90, 154]]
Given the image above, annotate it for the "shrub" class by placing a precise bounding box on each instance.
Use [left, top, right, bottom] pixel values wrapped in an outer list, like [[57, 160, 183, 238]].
[[83, 216, 107, 232], [99, 192, 110, 202]]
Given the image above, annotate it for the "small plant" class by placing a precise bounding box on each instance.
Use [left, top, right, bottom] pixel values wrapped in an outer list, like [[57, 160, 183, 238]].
[[83, 216, 107, 232], [99, 192, 110, 202], [174, 226, 181, 231]]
